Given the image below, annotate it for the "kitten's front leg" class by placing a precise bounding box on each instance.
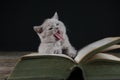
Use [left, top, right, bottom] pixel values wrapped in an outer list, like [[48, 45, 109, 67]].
[[62, 47, 77, 58], [54, 49, 62, 54], [63, 36, 77, 58], [67, 47, 77, 58]]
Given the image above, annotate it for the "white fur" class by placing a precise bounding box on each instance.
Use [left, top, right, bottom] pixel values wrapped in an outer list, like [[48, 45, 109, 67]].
[[34, 12, 76, 58]]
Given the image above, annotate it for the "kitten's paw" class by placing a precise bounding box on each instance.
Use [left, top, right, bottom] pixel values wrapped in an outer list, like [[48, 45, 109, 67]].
[[54, 50, 62, 54], [68, 53, 77, 58], [54, 50, 58, 54]]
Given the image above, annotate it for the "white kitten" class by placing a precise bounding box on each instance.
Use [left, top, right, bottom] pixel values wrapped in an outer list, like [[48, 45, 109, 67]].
[[34, 12, 77, 58]]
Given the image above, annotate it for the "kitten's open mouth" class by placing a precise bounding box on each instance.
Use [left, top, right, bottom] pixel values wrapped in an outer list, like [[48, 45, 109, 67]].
[[54, 30, 64, 40]]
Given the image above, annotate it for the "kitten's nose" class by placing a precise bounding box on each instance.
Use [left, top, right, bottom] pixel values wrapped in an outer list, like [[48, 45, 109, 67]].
[[55, 27, 58, 29]]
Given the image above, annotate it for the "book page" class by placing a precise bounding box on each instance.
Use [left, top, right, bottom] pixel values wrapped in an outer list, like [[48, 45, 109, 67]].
[[102, 45, 120, 52], [74, 37, 120, 63], [23, 53, 74, 62], [89, 53, 120, 62]]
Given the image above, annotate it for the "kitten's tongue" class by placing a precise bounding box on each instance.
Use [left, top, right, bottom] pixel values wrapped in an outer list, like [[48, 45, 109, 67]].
[[54, 30, 64, 40]]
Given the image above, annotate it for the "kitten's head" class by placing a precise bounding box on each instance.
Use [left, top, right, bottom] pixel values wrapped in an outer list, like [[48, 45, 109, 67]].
[[34, 12, 66, 42]]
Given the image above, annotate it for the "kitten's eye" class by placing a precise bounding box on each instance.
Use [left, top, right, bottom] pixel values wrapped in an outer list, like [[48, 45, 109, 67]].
[[56, 23, 59, 26], [49, 27, 53, 30]]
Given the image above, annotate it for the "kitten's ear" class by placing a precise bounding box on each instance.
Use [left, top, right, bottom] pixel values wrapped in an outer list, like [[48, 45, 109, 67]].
[[52, 12, 59, 20], [33, 26, 43, 33]]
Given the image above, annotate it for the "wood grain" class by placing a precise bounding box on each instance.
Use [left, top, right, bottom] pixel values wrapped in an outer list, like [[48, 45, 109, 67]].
[[0, 52, 30, 80]]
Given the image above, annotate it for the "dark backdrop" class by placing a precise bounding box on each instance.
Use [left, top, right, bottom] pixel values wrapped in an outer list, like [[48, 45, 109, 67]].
[[0, 0, 120, 51]]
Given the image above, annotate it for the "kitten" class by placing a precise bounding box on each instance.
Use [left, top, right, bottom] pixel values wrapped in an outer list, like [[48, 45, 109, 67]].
[[33, 12, 77, 58]]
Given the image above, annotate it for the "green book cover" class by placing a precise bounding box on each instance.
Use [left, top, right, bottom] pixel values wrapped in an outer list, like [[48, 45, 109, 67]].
[[8, 37, 120, 80]]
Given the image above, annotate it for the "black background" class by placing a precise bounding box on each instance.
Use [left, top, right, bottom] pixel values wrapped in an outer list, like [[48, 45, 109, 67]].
[[0, 0, 120, 51]]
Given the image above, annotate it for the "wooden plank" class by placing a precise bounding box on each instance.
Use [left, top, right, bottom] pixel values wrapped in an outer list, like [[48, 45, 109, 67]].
[[0, 52, 30, 80]]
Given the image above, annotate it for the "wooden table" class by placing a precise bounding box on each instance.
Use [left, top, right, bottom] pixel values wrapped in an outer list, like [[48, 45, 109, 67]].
[[0, 52, 30, 80]]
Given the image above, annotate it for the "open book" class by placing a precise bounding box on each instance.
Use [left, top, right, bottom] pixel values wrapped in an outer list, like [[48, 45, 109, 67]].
[[8, 37, 120, 80]]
